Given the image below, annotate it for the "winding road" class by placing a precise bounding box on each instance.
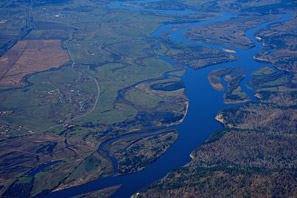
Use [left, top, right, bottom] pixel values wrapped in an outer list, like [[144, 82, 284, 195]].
[[41, 1, 292, 198], [43, 40, 101, 132]]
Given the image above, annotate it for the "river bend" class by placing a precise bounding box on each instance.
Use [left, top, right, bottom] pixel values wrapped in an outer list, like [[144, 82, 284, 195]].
[[41, 1, 292, 197]]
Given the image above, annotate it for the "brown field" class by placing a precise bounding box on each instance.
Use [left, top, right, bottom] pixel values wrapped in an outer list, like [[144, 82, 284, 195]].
[[0, 134, 97, 185], [0, 40, 69, 87]]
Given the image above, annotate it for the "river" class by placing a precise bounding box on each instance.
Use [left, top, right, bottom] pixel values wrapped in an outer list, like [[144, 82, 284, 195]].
[[41, 1, 292, 198]]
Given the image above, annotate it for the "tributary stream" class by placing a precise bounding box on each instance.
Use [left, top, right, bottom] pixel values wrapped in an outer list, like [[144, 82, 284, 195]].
[[41, 1, 292, 197]]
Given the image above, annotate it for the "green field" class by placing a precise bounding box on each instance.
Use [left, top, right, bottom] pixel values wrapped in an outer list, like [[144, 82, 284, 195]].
[[0, 0, 194, 195]]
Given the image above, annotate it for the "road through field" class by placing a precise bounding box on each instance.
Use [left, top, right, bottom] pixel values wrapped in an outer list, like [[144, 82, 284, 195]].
[[43, 41, 101, 131], [41, 1, 292, 197]]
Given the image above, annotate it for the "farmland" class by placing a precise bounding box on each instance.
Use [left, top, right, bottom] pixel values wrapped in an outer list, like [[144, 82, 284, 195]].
[[0, 0, 225, 196], [0, 40, 69, 88], [1, 0, 297, 197]]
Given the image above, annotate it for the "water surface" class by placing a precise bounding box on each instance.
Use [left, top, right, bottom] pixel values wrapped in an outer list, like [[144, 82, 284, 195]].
[[41, 2, 292, 198]]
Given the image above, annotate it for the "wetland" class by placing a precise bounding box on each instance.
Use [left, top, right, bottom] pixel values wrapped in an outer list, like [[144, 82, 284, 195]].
[[0, 0, 297, 197]]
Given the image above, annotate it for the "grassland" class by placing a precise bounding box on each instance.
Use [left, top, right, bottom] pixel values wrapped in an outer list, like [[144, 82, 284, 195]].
[[0, 40, 69, 88], [223, 72, 250, 104], [0, 3, 33, 57], [147, 37, 238, 70], [0, 134, 99, 196], [133, 1, 297, 198], [250, 65, 289, 89], [141, 0, 294, 14], [0, 0, 210, 196], [1, 0, 297, 197]]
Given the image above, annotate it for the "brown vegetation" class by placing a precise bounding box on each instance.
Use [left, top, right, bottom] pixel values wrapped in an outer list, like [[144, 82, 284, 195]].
[[217, 101, 297, 134], [73, 185, 122, 198], [190, 130, 297, 169], [117, 130, 178, 174], [135, 167, 297, 198], [0, 40, 69, 87], [133, 3, 297, 198], [185, 15, 280, 49], [208, 67, 234, 91], [0, 134, 97, 186], [146, 37, 238, 70], [164, 46, 238, 70], [254, 14, 297, 72], [103, 129, 178, 175]]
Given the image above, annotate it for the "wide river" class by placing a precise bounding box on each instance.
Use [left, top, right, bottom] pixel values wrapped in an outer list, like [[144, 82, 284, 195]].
[[42, 1, 291, 197]]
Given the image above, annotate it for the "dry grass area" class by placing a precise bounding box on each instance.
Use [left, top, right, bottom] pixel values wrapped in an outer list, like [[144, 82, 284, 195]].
[[208, 67, 234, 91], [73, 185, 122, 198], [0, 40, 69, 87], [184, 15, 280, 49], [0, 134, 97, 186]]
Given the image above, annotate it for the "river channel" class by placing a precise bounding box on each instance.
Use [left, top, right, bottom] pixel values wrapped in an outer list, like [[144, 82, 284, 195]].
[[41, 1, 292, 197]]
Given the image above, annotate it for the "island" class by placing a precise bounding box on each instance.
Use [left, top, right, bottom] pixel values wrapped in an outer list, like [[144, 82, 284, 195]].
[[1, 0, 297, 197]]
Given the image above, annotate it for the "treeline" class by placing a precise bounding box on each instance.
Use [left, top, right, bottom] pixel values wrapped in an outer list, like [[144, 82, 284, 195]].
[[139, 166, 297, 197]]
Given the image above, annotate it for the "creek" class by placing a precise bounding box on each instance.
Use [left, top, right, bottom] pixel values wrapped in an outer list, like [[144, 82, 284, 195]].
[[41, 1, 292, 197]]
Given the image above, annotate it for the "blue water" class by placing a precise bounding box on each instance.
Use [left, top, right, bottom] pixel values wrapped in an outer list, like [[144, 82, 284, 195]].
[[40, 1, 292, 198], [29, 161, 61, 177]]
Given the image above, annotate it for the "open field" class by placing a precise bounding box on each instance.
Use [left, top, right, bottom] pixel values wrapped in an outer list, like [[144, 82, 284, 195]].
[[0, 134, 98, 196], [0, 4, 32, 57], [1, 0, 297, 197], [0, 0, 196, 195], [0, 40, 69, 87], [141, 0, 292, 14], [250, 66, 289, 89], [0, 64, 98, 135]]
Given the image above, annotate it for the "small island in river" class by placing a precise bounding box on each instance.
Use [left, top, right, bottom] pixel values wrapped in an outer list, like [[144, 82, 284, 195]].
[[1, 0, 297, 197]]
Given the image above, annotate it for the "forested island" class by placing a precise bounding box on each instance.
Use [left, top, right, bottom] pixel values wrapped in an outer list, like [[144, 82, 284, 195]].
[[0, 0, 296, 197]]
